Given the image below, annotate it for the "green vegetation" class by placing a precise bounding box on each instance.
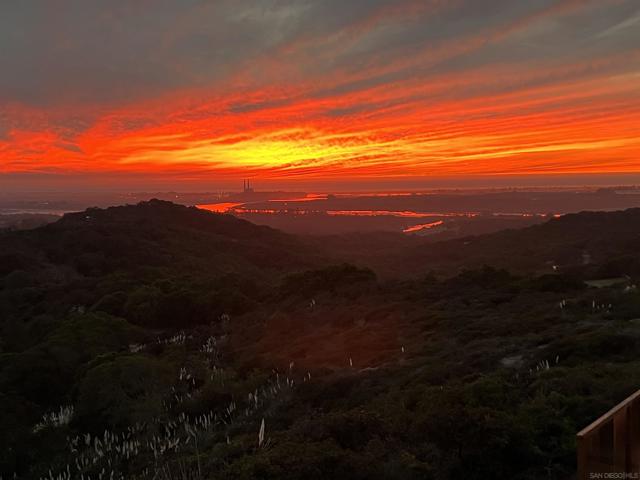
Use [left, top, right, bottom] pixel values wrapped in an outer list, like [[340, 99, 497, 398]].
[[2, 201, 640, 479]]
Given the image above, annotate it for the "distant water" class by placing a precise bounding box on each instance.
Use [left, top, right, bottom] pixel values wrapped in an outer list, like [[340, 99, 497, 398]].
[[197, 202, 244, 213], [197, 203, 552, 219], [0, 208, 69, 216]]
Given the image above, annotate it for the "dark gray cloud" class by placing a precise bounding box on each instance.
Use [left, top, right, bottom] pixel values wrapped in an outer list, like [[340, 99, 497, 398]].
[[0, 0, 637, 110]]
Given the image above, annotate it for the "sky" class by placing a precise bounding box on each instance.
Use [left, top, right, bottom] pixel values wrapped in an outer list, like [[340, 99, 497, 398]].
[[1, 0, 640, 191]]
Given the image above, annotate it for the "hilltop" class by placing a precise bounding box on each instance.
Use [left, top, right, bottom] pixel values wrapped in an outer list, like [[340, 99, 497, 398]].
[[11, 199, 321, 275]]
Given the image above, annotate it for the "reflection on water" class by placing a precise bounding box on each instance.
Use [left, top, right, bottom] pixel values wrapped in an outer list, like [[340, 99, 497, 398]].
[[0, 209, 69, 216], [267, 194, 327, 202], [197, 203, 555, 220], [198, 202, 244, 213], [403, 220, 444, 233], [326, 210, 475, 218], [196, 198, 557, 237]]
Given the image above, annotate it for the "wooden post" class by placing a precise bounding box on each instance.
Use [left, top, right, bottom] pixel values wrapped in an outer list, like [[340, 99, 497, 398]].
[[613, 405, 628, 471], [577, 433, 587, 480]]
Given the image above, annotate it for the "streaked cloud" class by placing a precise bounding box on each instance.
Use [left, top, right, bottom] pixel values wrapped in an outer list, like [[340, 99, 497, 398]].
[[0, 0, 639, 186]]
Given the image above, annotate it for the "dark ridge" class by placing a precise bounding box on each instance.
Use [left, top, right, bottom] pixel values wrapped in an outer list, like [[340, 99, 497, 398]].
[[406, 207, 640, 274], [1, 200, 324, 278]]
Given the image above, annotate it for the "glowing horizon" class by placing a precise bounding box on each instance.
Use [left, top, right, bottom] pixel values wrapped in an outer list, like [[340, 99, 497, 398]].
[[1, 1, 639, 189]]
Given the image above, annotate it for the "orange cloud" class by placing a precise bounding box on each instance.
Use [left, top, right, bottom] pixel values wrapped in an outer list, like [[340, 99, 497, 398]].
[[2, 1, 640, 186]]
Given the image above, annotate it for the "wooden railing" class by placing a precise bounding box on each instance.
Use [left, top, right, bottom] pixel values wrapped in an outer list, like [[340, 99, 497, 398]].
[[577, 390, 640, 478]]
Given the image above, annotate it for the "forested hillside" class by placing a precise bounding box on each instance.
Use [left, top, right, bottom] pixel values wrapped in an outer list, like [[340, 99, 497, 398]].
[[3, 202, 640, 479], [405, 208, 640, 275]]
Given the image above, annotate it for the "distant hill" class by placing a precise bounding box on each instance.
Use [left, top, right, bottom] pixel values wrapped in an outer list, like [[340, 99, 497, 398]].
[[0, 213, 59, 231], [5, 201, 640, 282], [0, 199, 321, 279], [407, 208, 640, 276], [0, 200, 325, 334]]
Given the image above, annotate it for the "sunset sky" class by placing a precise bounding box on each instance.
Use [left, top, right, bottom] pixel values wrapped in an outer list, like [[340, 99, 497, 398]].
[[1, 0, 640, 191]]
